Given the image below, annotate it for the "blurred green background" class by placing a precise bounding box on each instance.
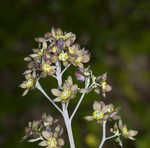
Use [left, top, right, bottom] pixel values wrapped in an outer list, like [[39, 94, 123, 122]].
[[0, 0, 150, 148]]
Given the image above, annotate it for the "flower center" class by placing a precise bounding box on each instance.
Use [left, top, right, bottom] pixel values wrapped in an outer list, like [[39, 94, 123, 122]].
[[107, 105, 114, 113], [59, 52, 68, 61], [60, 89, 71, 100], [101, 81, 107, 90], [25, 79, 34, 88], [42, 64, 51, 72], [47, 137, 57, 148], [75, 57, 83, 63], [93, 111, 103, 120], [56, 35, 66, 40], [51, 46, 57, 53], [122, 127, 129, 136], [68, 47, 75, 54], [38, 50, 43, 56]]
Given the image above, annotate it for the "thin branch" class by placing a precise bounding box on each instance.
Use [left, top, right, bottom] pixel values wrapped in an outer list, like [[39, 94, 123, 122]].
[[70, 92, 86, 121], [61, 63, 71, 76], [36, 81, 63, 115], [52, 75, 57, 79], [105, 133, 121, 141], [70, 78, 90, 121], [66, 102, 69, 109]]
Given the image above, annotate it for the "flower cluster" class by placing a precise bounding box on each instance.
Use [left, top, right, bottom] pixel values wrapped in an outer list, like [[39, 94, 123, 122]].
[[75, 68, 112, 97], [110, 120, 138, 147], [85, 101, 138, 147], [20, 28, 138, 148], [19, 71, 37, 96], [20, 28, 90, 96], [51, 76, 78, 103], [85, 101, 120, 124], [23, 113, 64, 148], [94, 73, 112, 97]]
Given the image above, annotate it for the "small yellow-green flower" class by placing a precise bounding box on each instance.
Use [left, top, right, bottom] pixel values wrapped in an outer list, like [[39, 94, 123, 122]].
[[39, 131, 64, 148], [42, 63, 51, 73], [20, 71, 37, 96], [68, 47, 75, 54], [85, 101, 120, 124], [84, 101, 109, 124], [51, 76, 78, 102], [51, 28, 75, 42], [25, 78, 34, 88], [118, 120, 138, 140], [40, 60, 56, 77], [38, 49, 44, 56], [47, 137, 57, 148], [51, 46, 57, 53], [60, 89, 71, 100], [59, 52, 68, 62], [93, 111, 104, 120], [69, 49, 90, 68], [95, 73, 112, 97], [75, 56, 83, 63]]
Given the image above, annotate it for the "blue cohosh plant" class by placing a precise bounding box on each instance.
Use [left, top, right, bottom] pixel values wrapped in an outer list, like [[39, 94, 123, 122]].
[[20, 28, 138, 148]]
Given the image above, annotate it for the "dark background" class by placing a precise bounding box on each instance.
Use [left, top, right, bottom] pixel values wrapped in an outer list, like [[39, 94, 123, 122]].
[[0, 0, 150, 148]]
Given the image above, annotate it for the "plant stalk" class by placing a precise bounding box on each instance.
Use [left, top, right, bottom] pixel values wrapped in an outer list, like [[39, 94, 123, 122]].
[[56, 62, 75, 148], [63, 104, 75, 148], [99, 121, 107, 148]]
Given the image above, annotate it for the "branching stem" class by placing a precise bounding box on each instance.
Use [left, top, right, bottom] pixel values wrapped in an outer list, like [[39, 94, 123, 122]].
[[36, 81, 63, 115], [70, 78, 90, 121], [70, 92, 86, 121], [55, 62, 75, 148], [98, 121, 121, 148]]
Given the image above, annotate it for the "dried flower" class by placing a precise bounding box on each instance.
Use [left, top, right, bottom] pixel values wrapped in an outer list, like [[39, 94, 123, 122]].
[[51, 76, 78, 102]]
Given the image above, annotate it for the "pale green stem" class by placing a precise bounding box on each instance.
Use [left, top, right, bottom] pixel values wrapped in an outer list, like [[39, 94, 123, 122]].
[[70, 77, 90, 121], [55, 61, 76, 148], [36, 80, 63, 115], [98, 121, 121, 148]]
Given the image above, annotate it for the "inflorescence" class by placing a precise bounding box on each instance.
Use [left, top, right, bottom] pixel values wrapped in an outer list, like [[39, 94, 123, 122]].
[[20, 28, 138, 148]]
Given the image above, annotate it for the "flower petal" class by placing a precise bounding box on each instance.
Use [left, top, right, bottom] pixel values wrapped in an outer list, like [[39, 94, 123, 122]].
[[118, 120, 123, 129], [54, 97, 62, 102], [93, 101, 101, 110], [42, 131, 51, 140], [58, 138, 65, 146], [84, 116, 93, 121], [38, 140, 48, 146], [20, 83, 26, 88], [22, 89, 29, 96], [51, 89, 61, 97], [128, 130, 138, 137]]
